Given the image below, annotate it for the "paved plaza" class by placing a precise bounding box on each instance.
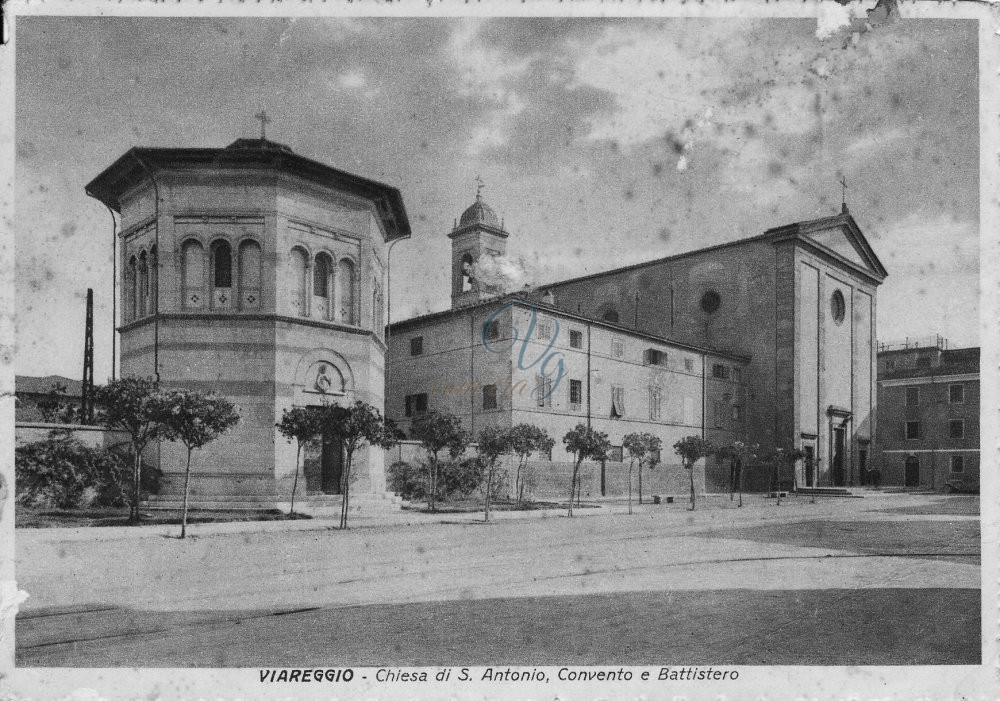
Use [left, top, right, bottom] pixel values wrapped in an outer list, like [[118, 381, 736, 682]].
[[15, 492, 980, 666]]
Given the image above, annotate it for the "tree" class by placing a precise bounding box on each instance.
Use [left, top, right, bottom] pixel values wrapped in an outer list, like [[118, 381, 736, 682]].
[[623, 432, 662, 515], [95, 377, 172, 524], [764, 447, 806, 506], [476, 426, 511, 522], [276, 407, 324, 517], [562, 424, 610, 517], [673, 436, 715, 511], [507, 424, 554, 508], [716, 441, 759, 507], [161, 389, 239, 538], [322, 401, 399, 529], [409, 411, 470, 512], [37, 382, 69, 424]]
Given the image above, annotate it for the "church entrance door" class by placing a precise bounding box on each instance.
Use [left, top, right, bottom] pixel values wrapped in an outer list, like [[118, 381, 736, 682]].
[[321, 425, 344, 495], [832, 427, 846, 487], [904, 456, 920, 487]]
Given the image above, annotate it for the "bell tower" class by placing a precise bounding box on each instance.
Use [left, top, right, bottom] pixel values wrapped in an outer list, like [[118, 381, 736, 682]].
[[449, 180, 509, 308]]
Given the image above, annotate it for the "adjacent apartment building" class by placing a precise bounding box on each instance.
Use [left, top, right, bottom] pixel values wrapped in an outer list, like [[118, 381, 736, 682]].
[[875, 338, 980, 491]]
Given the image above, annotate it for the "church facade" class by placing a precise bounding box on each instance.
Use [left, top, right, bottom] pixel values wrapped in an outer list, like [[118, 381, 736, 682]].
[[389, 196, 887, 491], [85, 138, 410, 508]]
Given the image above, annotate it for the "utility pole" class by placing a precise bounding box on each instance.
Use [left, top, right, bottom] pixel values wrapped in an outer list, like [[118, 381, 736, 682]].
[[81, 288, 95, 424]]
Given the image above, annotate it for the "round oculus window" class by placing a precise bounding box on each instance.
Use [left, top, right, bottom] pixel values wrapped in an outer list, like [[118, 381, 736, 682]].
[[831, 289, 846, 325], [700, 290, 721, 314]]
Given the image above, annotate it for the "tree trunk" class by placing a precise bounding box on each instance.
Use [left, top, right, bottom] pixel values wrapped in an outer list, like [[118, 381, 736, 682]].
[[738, 459, 744, 507], [730, 457, 736, 501], [180, 447, 193, 539], [628, 459, 633, 515], [638, 460, 643, 505], [289, 443, 302, 516], [484, 466, 493, 522], [340, 449, 353, 529], [688, 462, 696, 511], [514, 459, 523, 509], [568, 460, 580, 517], [131, 443, 142, 524], [774, 464, 781, 506], [427, 455, 436, 512]]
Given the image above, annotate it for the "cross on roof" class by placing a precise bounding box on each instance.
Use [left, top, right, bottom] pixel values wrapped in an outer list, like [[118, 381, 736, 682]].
[[838, 174, 848, 210], [254, 110, 271, 141], [475, 174, 485, 201]]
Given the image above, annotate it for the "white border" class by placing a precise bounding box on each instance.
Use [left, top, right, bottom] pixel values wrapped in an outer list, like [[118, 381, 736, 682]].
[[1, 1, 996, 699]]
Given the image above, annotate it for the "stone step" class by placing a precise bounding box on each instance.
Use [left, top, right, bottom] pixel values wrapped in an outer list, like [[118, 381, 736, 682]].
[[795, 487, 860, 497]]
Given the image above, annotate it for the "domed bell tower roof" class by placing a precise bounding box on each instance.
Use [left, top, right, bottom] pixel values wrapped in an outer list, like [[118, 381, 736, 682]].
[[458, 194, 500, 229]]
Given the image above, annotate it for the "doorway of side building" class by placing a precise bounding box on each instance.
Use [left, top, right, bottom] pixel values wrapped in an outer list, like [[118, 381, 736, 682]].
[[904, 456, 920, 487], [831, 427, 846, 487], [803, 445, 815, 488], [320, 423, 344, 494]]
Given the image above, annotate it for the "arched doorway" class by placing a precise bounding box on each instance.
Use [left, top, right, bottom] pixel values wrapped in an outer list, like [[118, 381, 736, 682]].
[[904, 456, 920, 487], [320, 420, 344, 494]]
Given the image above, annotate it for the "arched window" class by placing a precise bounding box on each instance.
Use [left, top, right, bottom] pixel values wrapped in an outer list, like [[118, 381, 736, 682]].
[[137, 251, 148, 318], [313, 253, 333, 320], [148, 246, 158, 315], [288, 247, 309, 316], [182, 240, 205, 309], [238, 240, 262, 311], [125, 255, 137, 321], [211, 240, 233, 309], [460, 253, 475, 293], [601, 307, 619, 324], [338, 258, 356, 325]]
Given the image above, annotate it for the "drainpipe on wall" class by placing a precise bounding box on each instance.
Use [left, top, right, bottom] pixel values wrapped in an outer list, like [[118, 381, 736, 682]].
[[586, 321, 592, 431]]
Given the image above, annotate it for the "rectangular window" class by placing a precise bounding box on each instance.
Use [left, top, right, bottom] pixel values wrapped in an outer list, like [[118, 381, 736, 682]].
[[950, 455, 964, 473], [949, 420, 964, 439], [684, 358, 694, 372], [949, 384, 965, 404], [537, 319, 554, 340], [608, 445, 624, 462], [885, 360, 896, 370], [731, 404, 742, 422], [714, 400, 725, 429], [916, 356, 931, 368], [569, 329, 583, 349], [405, 393, 428, 417], [611, 385, 625, 417], [905, 421, 921, 440], [482, 384, 498, 410], [535, 375, 552, 408], [712, 363, 729, 379], [649, 386, 662, 420], [569, 379, 583, 408], [645, 349, 667, 366], [484, 320, 500, 340], [684, 396, 695, 425], [905, 386, 919, 406], [611, 337, 625, 360], [410, 336, 424, 356], [733, 367, 742, 383]]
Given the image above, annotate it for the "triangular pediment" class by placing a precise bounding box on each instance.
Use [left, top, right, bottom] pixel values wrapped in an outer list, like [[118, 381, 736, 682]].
[[804, 225, 871, 269]]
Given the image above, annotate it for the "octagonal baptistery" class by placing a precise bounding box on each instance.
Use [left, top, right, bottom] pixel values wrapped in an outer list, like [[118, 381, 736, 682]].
[[86, 138, 411, 512]]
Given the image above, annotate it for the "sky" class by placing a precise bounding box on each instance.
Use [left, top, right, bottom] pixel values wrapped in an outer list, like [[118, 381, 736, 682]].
[[15, 15, 980, 380]]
